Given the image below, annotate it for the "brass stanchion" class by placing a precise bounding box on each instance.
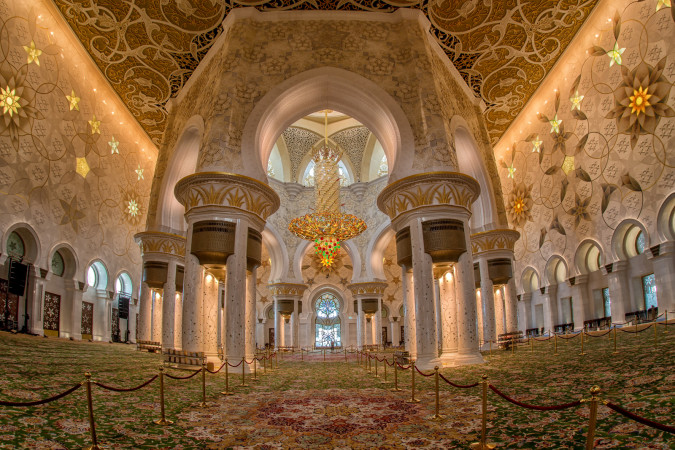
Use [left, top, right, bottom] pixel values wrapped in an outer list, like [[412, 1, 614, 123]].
[[580, 330, 586, 356], [381, 358, 390, 384], [391, 358, 401, 391], [153, 366, 173, 425], [374, 357, 379, 378], [554, 333, 558, 356], [221, 359, 233, 395], [241, 357, 248, 387], [470, 375, 495, 449], [584, 386, 601, 450], [612, 326, 618, 354], [407, 360, 420, 403], [429, 366, 444, 420], [83, 372, 101, 450], [199, 363, 207, 407], [252, 357, 258, 381]]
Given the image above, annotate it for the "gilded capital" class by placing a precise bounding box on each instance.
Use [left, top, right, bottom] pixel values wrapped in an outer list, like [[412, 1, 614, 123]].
[[470, 229, 520, 257], [174, 172, 280, 221], [268, 282, 308, 297], [376, 172, 480, 220], [346, 281, 388, 296], [134, 231, 186, 259]]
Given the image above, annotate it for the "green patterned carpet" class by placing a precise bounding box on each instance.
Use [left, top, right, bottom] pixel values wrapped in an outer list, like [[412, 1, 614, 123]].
[[0, 328, 673, 449]]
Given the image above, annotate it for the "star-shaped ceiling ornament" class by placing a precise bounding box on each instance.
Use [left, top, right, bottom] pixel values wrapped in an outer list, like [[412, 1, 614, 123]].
[[127, 199, 139, 217], [0, 86, 21, 117], [570, 90, 584, 111], [66, 90, 80, 111], [656, 0, 671, 10], [549, 115, 562, 134], [23, 40, 42, 66], [88, 115, 101, 134], [60, 196, 86, 233], [532, 136, 543, 153], [135, 165, 144, 180], [607, 42, 625, 67], [109, 136, 119, 154], [507, 164, 516, 179], [76, 157, 90, 178]]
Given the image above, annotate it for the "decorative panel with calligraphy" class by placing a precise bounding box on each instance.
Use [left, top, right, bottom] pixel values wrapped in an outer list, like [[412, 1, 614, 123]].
[[81, 302, 94, 340], [43, 292, 61, 337]]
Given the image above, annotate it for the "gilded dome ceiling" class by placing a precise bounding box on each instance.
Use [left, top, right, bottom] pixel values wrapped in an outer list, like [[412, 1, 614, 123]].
[[51, 0, 599, 146]]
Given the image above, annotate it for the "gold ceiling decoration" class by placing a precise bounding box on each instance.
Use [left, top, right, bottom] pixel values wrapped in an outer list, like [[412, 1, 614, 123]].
[[52, 0, 599, 145]]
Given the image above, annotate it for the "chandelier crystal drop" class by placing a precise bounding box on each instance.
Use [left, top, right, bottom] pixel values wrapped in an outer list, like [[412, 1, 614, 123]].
[[288, 111, 367, 268]]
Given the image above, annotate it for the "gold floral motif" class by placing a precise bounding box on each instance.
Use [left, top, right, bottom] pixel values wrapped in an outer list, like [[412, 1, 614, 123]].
[[346, 282, 387, 296], [174, 172, 280, 220], [470, 229, 520, 256], [377, 172, 480, 220], [134, 232, 186, 258], [267, 283, 307, 297]]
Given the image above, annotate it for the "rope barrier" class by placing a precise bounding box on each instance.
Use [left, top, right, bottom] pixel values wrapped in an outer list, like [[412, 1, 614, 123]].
[[533, 336, 553, 341], [165, 368, 201, 380], [206, 363, 226, 374], [438, 373, 479, 389], [0, 382, 82, 407], [606, 402, 675, 434], [396, 362, 411, 370], [584, 329, 612, 338], [94, 375, 158, 392], [489, 384, 582, 411], [227, 360, 243, 368], [415, 366, 435, 377], [617, 324, 654, 334], [557, 332, 582, 340]]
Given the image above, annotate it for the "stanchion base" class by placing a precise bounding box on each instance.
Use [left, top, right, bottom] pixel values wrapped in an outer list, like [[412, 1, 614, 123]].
[[390, 387, 402, 392], [469, 442, 496, 449], [199, 402, 207, 408], [373, 375, 380, 378], [579, 352, 586, 356], [241, 384, 249, 387], [251, 376, 259, 381], [427, 414, 446, 421], [407, 398, 421, 403], [153, 418, 174, 426], [380, 380, 391, 384], [220, 391, 234, 396]]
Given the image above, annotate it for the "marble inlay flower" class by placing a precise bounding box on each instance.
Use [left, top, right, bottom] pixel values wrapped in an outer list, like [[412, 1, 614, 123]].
[[607, 42, 625, 67], [66, 89, 80, 111], [0, 86, 21, 117], [135, 165, 144, 180], [569, 194, 591, 228], [109, 136, 119, 154], [507, 183, 533, 228], [127, 199, 139, 217], [656, 0, 670, 11], [606, 58, 674, 147], [552, 125, 572, 153], [549, 114, 562, 134], [23, 41, 42, 66], [507, 164, 516, 179], [570, 90, 584, 111], [88, 114, 101, 134], [532, 136, 542, 153]]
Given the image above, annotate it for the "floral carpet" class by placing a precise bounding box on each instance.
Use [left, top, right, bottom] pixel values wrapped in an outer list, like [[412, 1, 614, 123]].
[[0, 327, 673, 449]]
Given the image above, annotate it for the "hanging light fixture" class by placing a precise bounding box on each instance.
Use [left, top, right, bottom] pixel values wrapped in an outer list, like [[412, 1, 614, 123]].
[[288, 110, 367, 269]]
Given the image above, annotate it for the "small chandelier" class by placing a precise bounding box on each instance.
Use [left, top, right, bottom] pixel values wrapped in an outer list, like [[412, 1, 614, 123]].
[[289, 111, 367, 269]]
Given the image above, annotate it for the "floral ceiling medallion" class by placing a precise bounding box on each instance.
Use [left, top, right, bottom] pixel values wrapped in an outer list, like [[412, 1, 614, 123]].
[[23, 41, 42, 66], [66, 90, 80, 111], [0, 86, 21, 117]]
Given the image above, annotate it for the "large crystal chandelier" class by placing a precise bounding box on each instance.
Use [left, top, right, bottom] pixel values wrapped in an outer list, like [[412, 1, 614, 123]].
[[289, 111, 367, 269]]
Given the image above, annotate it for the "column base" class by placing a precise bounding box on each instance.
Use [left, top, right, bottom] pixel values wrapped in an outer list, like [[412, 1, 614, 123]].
[[452, 351, 485, 366], [438, 351, 458, 367], [415, 355, 442, 371]]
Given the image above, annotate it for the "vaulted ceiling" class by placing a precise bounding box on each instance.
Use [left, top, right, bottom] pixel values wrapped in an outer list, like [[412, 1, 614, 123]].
[[52, 0, 599, 146]]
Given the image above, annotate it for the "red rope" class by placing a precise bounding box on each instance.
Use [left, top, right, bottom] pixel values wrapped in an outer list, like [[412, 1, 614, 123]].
[[557, 333, 582, 340], [533, 336, 553, 341], [489, 384, 582, 411], [94, 375, 158, 392], [606, 402, 675, 434], [0, 383, 82, 407], [227, 360, 243, 368], [415, 366, 434, 377], [439, 373, 478, 389], [165, 368, 201, 380], [206, 363, 226, 374], [396, 362, 411, 370], [244, 358, 255, 365], [584, 329, 612, 338], [617, 325, 654, 334]]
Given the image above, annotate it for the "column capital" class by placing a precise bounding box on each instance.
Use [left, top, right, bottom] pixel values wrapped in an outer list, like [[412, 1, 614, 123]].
[[601, 260, 629, 275], [566, 274, 589, 287], [268, 282, 307, 300], [470, 229, 520, 258], [346, 281, 388, 298], [376, 171, 480, 222], [134, 231, 186, 261], [174, 172, 280, 222]]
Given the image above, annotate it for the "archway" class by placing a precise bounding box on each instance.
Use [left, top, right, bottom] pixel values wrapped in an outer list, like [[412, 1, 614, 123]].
[[313, 291, 342, 348]]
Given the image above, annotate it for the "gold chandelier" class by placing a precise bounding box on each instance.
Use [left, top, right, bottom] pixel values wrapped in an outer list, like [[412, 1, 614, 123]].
[[288, 111, 367, 268]]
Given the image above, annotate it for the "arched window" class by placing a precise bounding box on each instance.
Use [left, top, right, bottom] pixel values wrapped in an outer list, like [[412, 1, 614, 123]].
[[87, 261, 108, 290], [51, 251, 65, 277], [376, 154, 388, 177], [115, 273, 133, 296], [6, 232, 25, 258], [315, 292, 341, 348], [303, 160, 350, 187]]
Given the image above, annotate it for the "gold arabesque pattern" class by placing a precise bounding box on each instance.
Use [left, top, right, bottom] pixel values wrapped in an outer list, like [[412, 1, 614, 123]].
[[134, 231, 186, 258], [470, 229, 521, 256], [51, 0, 599, 145]]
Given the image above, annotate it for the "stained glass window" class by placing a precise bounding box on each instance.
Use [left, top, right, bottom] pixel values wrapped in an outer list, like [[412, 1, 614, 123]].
[[6, 231, 24, 258], [315, 292, 341, 348], [642, 273, 657, 310], [635, 230, 645, 254], [602, 287, 611, 317], [51, 251, 65, 277]]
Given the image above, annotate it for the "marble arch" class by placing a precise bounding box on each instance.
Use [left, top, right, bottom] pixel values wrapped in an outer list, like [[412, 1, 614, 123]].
[[241, 66, 415, 183]]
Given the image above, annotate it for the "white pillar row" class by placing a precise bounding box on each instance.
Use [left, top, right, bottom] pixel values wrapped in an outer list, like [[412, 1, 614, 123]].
[[245, 268, 257, 360], [374, 297, 382, 348], [67, 280, 83, 340], [520, 292, 533, 333], [604, 261, 628, 324], [255, 319, 265, 351], [493, 287, 506, 336], [567, 274, 589, 331], [504, 278, 519, 333], [438, 271, 458, 366], [274, 298, 283, 349], [137, 282, 152, 342], [290, 307, 298, 349], [182, 249, 205, 354], [356, 298, 364, 350], [475, 289, 484, 345], [390, 318, 400, 346], [541, 284, 559, 333], [433, 277, 442, 353], [647, 241, 675, 315], [409, 218, 440, 370], [454, 244, 484, 365], [402, 267, 417, 359], [477, 258, 496, 346], [161, 259, 177, 350]]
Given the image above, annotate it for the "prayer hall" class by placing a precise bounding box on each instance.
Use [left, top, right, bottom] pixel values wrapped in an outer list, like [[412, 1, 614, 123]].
[[0, 0, 674, 448]]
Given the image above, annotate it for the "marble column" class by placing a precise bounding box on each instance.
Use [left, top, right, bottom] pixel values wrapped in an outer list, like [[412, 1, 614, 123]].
[[225, 221, 248, 362], [202, 272, 220, 363], [174, 293, 183, 350], [434, 278, 442, 352], [66, 280, 83, 340], [138, 283, 153, 342], [274, 298, 284, 349], [256, 319, 265, 351], [475, 290, 484, 344], [504, 278, 519, 333], [161, 260, 177, 349], [454, 247, 483, 365], [409, 219, 440, 370], [390, 319, 400, 346], [542, 285, 559, 333], [493, 287, 506, 336], [245, 268, 257, 359], [356, 298, 365, 350], [604, 262, 629, 323], [520, 292, 533, 333], [374, 298, 382, 348], [290, 307, 298, 349], [567, 274, 589, 330], [648, 241, 675, 314], [151, 290, 162, 342], [402, 267, 417, 358], [438, 271, 458, 365], [182, 251, 204, 353], [478, 258, 496, 345]]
